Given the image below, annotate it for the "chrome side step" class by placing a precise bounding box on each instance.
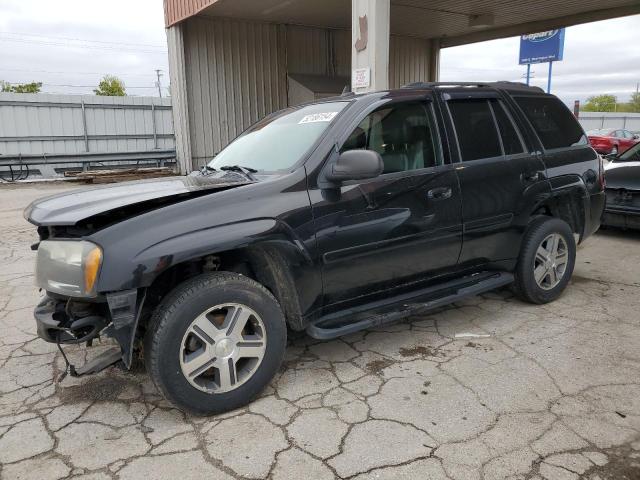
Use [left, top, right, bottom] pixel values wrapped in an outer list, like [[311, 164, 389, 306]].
[[306, 271, 514, 340]]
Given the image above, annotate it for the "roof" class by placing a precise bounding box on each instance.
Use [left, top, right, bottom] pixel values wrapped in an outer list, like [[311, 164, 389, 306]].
[[164, 0, 640, 49]]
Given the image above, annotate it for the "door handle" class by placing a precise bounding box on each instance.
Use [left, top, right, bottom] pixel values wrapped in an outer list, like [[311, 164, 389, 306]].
[[427, 186, 452, 200], [521, 171, 540, 183]]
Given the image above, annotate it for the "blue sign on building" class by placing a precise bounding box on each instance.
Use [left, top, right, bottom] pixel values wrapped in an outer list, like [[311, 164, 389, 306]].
[[519, 29, 565, 65]]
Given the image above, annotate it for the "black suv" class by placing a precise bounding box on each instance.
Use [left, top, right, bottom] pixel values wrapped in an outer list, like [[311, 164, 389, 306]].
[[26, 82, 605, 414]]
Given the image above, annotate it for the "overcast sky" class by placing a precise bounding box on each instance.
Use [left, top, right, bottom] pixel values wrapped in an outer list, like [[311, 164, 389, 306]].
[[0, 1, 638, 106]]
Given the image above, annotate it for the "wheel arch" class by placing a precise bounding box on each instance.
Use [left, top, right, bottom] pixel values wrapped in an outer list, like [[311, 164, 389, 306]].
[[528, 176, 588, 240]]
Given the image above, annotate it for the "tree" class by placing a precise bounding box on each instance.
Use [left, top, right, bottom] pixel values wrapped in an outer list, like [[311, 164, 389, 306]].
[[0, 81, 42, 93], [94, 75, 126, 96], [582, 94, 617, 112], [628, 92, 640, 113]]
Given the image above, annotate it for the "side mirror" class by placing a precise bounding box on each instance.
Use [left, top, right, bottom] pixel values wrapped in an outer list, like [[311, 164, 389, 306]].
[[633, 134, 640, 140], [325, 150, 383, 183]]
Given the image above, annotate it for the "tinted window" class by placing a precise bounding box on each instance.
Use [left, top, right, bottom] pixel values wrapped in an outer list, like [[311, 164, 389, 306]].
[[623, 130, 634, 139], [490, 99, 525, 155], [515, 96, 588, 150], [448, 99, 501, 161], [342, 102, 442, 173]]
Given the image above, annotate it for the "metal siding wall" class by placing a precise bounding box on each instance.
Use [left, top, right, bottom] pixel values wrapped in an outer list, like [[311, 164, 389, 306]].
[[389, 35, 431, 89], [0, 93, 174, 156], [578, 112, 640, 133], [286, 26, 351, 78], [184, 16, 287, 167]]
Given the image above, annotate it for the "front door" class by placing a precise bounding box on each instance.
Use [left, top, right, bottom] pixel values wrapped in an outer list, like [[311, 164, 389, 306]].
[[309, 98, 463, 309]]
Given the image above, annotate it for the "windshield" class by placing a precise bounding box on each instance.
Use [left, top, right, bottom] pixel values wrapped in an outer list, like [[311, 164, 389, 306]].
[[616, 141, 640, 162], [208, 101, 348, 172]]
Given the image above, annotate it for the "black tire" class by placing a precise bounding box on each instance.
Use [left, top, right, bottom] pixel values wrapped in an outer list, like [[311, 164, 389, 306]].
[[610, 145, 618, 155], [514, 217, 576, 304], [144, 272, 286, 415]]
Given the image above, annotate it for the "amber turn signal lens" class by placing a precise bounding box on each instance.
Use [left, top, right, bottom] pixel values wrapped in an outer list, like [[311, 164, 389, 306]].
[[84, 247, 102, 293]]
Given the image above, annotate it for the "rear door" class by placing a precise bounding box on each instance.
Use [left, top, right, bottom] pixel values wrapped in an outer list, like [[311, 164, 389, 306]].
[[442, 91, 547, 264]]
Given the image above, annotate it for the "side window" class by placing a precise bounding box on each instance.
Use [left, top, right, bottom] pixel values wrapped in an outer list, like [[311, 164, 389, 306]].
[[614, 130, 624, 138], [624, 130, 634, 139], [515, 96, 588, 150], [489, 99, 525, 155], [341, 102, 442, 174], [448, 99, 501, 161]]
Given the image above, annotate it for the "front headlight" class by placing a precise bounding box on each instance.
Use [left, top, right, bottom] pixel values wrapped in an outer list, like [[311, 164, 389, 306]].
[[35, 240, 103, 298]]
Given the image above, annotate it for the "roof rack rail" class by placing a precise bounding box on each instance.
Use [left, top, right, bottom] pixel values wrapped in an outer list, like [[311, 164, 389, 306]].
[[401, 81, 544, 92]]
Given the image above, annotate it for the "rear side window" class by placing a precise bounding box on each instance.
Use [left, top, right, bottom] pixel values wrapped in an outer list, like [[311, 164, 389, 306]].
[[515, 96, 587, 150], [448, 99, 502, 161], [490, 99, 525, 155]]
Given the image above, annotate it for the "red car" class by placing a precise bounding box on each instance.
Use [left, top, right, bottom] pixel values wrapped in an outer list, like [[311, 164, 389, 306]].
[[587, 128, 639, 155]]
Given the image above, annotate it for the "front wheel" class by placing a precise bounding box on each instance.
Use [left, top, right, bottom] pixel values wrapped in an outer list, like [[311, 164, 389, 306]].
[[145, 272, 287, 415], [514, 217, 576, 304]]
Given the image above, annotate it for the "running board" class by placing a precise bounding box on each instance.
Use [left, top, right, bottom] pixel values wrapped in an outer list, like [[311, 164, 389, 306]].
[[306, 272, 514, 340]]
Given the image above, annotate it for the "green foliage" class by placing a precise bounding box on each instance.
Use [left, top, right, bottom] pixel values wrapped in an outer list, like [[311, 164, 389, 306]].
[[583, 94, 617, 112], [628, 92, 640, 112], [94, 75, 126, 96], [0, 81, 42, 93], [581, 93, 640, 113]]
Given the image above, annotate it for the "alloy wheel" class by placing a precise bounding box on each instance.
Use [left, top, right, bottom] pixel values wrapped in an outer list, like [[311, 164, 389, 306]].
[[179, 303, 267, 393], [533, 233, 568, 290]]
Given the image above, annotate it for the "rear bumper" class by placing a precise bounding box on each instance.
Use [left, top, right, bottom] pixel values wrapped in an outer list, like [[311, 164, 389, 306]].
[[582, 191, 606, 241], [603, 206, 640, 230]]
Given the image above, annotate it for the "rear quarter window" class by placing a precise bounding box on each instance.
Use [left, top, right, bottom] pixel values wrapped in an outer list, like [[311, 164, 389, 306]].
[[515, 96, 587, 150]]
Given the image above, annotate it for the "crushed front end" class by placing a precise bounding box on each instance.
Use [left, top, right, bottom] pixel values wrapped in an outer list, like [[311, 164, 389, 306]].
[[32, 227, 144, 377]]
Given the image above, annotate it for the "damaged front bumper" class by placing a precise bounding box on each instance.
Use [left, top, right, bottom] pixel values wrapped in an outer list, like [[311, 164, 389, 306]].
[[34, 289, 144, 375]]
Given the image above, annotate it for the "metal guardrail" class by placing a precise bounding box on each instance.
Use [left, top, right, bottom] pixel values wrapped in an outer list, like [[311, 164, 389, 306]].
[[0, 149, 177, 182], [0, 149, 176, 167]]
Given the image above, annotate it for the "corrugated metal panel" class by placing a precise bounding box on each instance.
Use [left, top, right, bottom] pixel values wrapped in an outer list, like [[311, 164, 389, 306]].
[[167, 24, 193, 173], [286, 25, 351, 78], [579, 112, 640, 133], [183, 16, 288, 166], [331, 29, 352, 78], [0, 93, 174, 156], [164, 0, 217, 27], [389, 35, 431, 89]]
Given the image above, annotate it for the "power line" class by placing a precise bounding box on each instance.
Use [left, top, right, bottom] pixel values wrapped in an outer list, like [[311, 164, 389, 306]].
[[0, 68, 160, 77], [0, 37, 167, 55], [5, 82, 157, 89], [0, 31, 166, 48]]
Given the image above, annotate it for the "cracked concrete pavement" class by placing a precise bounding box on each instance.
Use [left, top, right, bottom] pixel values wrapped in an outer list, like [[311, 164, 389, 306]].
[[1, 182, 639, 480]]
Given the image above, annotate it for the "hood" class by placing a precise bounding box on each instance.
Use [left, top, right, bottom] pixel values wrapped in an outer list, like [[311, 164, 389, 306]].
[[604, 161, 640, 191], [25, 174, 253, 227]]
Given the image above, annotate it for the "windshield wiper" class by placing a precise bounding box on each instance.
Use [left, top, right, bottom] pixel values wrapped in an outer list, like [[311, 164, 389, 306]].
[[219, 165, 258, 181]]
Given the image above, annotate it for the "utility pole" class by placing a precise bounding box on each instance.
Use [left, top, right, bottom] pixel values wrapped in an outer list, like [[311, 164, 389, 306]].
[[155, 69, 163, 98]]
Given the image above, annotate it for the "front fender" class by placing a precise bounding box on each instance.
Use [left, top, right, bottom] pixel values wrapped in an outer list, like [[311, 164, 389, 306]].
[[94, 218, 309, 292]]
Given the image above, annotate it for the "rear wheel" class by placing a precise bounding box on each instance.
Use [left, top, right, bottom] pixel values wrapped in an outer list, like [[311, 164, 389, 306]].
[[610, 145, 618, 155], [514, 217, 576, 304], [145, 272, 286, 415]]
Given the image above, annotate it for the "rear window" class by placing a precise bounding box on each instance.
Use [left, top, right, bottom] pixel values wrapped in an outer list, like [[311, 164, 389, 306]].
[[515, 96, 587, 150]]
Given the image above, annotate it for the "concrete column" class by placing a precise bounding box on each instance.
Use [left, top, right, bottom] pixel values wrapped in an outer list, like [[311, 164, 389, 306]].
[[166, 23, 192, 174], [351, 0, 390, 93], [428, 38, 441, 82]]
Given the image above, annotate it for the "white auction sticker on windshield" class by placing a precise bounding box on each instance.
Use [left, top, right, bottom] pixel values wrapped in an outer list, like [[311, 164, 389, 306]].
[[298, 112, 338, 124]]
